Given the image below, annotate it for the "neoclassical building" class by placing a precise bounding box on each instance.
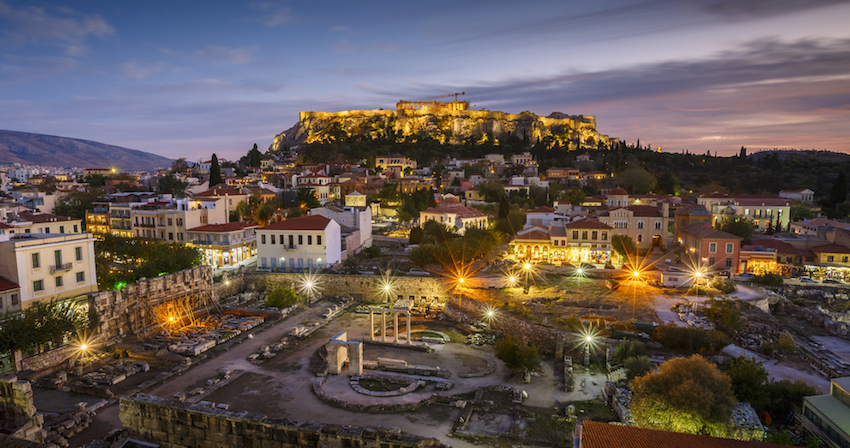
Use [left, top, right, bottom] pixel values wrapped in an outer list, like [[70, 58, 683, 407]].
[[510, 218, 613, 266]]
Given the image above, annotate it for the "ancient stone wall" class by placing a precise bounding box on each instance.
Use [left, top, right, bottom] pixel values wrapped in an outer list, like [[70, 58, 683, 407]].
[[0, 375, 45, 443], [245, 272, 452, 305], [119, 394, 448, 448], [88, 266, 214, 341], [272, 108, 616, 150], [21, 345, 78, 377]]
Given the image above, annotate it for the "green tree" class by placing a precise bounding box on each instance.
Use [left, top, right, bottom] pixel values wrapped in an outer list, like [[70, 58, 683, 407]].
[[267, 288, 300, 308], [157, 174, 189, 197], [209, 153, 223, 186], [256, 203, 274, 226], [611, 234, 637, 262], [53, 188, 104, 222], [624, 356, 652, 380], [631, 355, 736, 436], [241, 143, 263, 168], [565, 186, 586, 205], [829, 171, 847, 206], [718, 216, 754, 245], [726, 356, 769, 410], [236, 201, 250, 221], [296, 188, 321, 210], [790, 200, 815, 222], [617, 166, 656, 194], [495, 334, 540, 372]]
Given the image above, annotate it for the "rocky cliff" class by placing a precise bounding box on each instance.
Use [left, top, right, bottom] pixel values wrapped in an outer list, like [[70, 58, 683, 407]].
[[270, 108, 617, 151]]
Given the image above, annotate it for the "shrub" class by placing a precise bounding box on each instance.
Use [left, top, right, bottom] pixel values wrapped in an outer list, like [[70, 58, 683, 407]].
[[614, 339, 647, 363], [752, 274, 783, 287], [495, 334, 540, 371], [653, 323, 731, 353], [703, 299, 743, 334], [267, 287, 300, 308], [624, 356, 652, 380], [709, 276, 737, 294]]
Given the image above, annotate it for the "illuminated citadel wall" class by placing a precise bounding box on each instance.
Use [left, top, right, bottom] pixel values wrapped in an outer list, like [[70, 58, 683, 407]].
[[270, 107, 616, 151]]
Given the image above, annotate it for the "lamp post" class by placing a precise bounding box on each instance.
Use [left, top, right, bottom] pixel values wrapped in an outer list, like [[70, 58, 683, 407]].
[[522, 262, 533, 294], [584, 335, 594, 366]]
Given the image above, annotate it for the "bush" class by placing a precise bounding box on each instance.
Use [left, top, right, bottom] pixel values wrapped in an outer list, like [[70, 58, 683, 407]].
[[614, 339, 646, 363], [752, 274, 783, 287], [709, 276, 737, 294], [653, 323, 731, 353], [703, 299, 742, 334], [267, 288, 300, 308], [495, 334, 540, 371], [624, 356, 652, 380]]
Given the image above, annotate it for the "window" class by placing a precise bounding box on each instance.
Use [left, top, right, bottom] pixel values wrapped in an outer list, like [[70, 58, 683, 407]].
[[54, 250, 62, 266], [168, 218, 173, 226], [299, 235, 303, 245], [709, 257, 716, 266], [168, 232, 174, 240], [637, 221, 644, 229], [582, 231, 588, 240], [271, 234, 276, 244], [655, 221, 662, 230], [262, 235, 266, 244], [709, 243, 717, 253], [572, 231, 579, 239], [725, 258, 733, 268], [44, 227, 50, 233], [75, 247, 83, 261], [681, 219, 686, 226], [637, 234, 643, 243], [289, 235, 294, 247], [726, 243, 733, 254], [33, 280, 44, 292], [308, 235, 313, 245], [261, 257, 267, 268], [592, 231, 598, 240], [11, 294, 18, 306], [55, 276, 63, 288], [73, 225, 78, 232], [177, 219, 183, 226], [76, 272, 85, 283], [60, 226, 65, 233], [317, 235, 322, 245], [828, 256, 834, 262], [844, 256, 848, 263], [601, 232, 608, 240], [160, 231, 165, 238], [32, 253, 40, 269]]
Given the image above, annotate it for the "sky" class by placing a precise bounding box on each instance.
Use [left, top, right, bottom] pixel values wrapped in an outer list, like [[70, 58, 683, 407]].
[[1, 0, 849, 162]]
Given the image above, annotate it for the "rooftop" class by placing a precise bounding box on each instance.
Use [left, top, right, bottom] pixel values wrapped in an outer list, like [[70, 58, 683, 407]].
[[681, 222, 742, 240], [261, 215, 332, 231], [187, 222, 258, 233], [0, 275, 20, 292], [581, 421, 791, 448]]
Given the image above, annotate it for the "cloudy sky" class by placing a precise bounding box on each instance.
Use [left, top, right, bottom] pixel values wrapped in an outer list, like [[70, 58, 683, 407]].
[[1, 0, 849, 162]]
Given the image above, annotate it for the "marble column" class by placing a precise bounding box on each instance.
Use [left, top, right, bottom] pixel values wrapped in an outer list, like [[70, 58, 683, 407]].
[[370, 310, 374, 341], [394, 312, 399, 344], [381, 311, 386, 342], [407, 312, 412, 344]]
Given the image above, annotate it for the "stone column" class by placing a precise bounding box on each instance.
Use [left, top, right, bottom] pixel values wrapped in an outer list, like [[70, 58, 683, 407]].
[[394, 312, 399, 344], [407, 312, 412, 345], [381, 311, 386, 342], [370, 310, 374, 341]]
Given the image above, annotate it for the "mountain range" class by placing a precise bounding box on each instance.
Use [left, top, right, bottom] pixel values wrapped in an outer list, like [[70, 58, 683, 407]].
[[0, 130, 172, 172]]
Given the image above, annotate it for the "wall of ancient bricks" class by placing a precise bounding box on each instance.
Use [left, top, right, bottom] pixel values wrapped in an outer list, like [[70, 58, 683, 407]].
[[119, 394, 448, 448], [245, 272, 453, 305], [0, 375, 45, 443], [88, 266, 214, 341]]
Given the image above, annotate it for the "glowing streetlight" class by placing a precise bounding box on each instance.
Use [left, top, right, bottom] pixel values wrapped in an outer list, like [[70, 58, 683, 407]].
[[482, 306, 499, 324], [80, 344, 88, 351]]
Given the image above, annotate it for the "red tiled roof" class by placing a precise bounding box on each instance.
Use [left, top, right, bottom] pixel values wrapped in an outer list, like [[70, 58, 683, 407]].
[[0, 276, 20, 292], [187, 222, 258, 233], [750, 239, 806, 255], [681, 222, 742, 240], [565, 218, 612, 230], [675, 204, 711, 216], [513, 229, 550, 241], [581, 421, 793, 448], [0, 223, 13, 229], [734, 197, 789, 207], [608, 188, 628, 195], [810, 243, 850, 254], [422, 197, 486, 219], [195, 186, 242, 196], [528, 206, 556, 213], [700, 192, 729, 198], [261, 215, 332, 231], [18, 211, 75, 223]]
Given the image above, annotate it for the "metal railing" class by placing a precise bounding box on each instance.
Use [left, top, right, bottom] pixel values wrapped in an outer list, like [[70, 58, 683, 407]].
[[50, 262, 73, 274]]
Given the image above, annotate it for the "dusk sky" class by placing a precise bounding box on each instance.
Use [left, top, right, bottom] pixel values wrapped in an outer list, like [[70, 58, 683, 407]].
[[1, 0, 849, 162]]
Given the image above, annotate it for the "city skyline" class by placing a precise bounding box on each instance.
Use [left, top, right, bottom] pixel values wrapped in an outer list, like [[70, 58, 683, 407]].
[[1, 0, 849, 162]]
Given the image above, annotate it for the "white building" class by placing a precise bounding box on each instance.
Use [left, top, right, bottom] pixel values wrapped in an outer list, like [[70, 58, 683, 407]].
[[779, 189, 815, 203], [0, 276, 21, 312], [310, 202, 372, 257], [257, 215, 341, 270], [187, 222, 257, 269], [0, 233, 98, 309], [420, 196, 488, 234]]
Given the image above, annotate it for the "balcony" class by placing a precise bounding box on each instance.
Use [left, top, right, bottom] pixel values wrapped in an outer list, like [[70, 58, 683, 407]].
[[50, 262, 73, 274], [282, 244, 297, 250]]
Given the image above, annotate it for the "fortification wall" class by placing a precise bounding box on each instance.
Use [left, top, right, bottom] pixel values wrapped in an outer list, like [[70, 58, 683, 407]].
[[0, 375, 45, 443], [244, 272, 452, 305], [119, 394, 448, 448], [88, 266, 214, 341]]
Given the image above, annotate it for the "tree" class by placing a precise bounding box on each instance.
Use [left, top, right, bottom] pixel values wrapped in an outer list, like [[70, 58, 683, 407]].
[[267, 288, 300, 308], [241, 143, 263, 168], [617, 166, 656, 194], [726, 356, 769, 410], [718, 216, 754, 245], [256, 203, 274, 226], [495, 334, 540, 372], [611, 234, 636, 261], [631, 355, 736, 436], [296, 188, 321, 210], [790, 200, 815, 222], [209, 153, 223, 186], [157, 174, 189, 197], [235, 201, 250, 221], [829, 171, 847, 206], [171, 158, 190, 172], [624, 356, 652, 380], [565, 186, 586, 205]]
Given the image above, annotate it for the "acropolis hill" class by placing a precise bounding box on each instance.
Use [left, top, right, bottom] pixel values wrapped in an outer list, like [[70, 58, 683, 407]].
[[270, 100, 618, 150]]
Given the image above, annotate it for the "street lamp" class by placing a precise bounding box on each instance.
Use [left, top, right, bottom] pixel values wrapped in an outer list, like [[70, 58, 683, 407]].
[[522, 262, 534, 294]]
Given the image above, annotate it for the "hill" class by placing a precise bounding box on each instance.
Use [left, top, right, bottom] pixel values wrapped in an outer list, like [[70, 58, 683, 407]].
[[0, 130, 172, 171], [270, 108, 617, 151]]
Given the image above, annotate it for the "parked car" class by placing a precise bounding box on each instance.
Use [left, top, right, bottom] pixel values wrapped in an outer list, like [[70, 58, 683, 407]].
[[737, 273, 755, 279], [799, 277, 819, 283], [822, 279, 842, 284], [408, 268, 430, 276]]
